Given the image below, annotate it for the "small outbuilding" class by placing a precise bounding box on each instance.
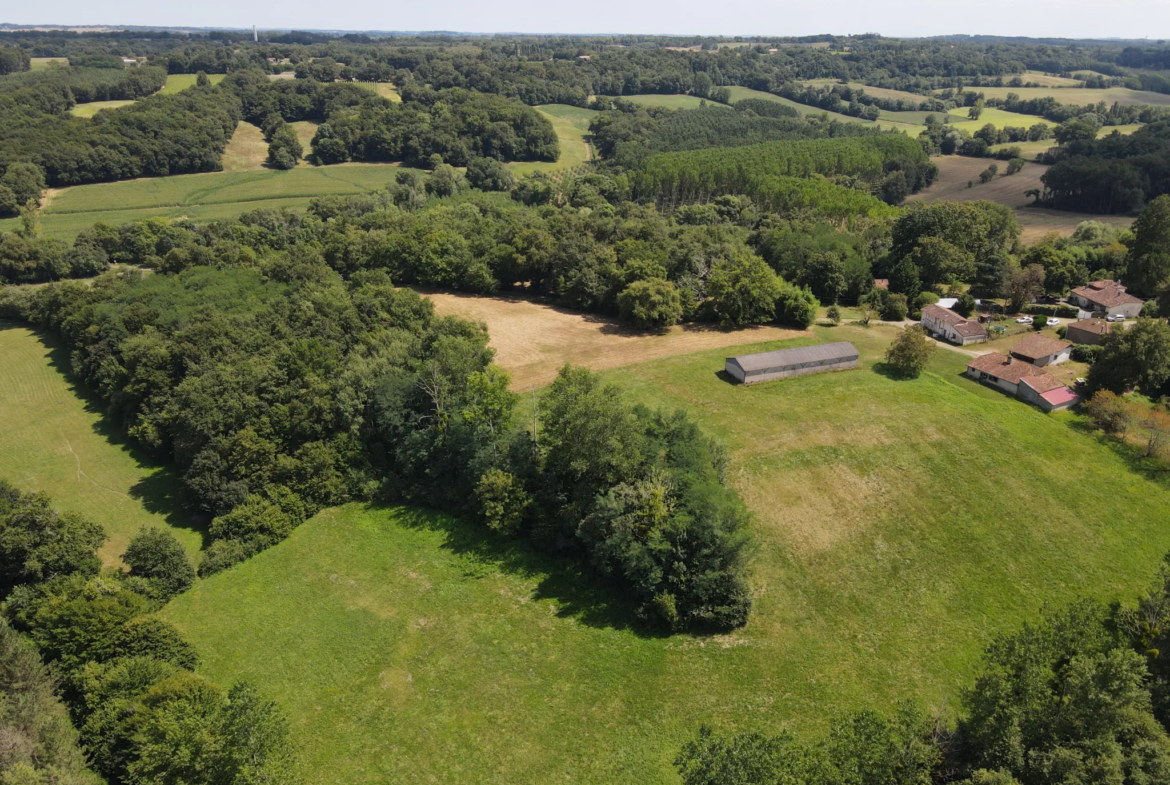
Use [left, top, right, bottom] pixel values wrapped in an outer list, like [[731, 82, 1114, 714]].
[[726, 342, 859, 385], [1064, 318, 1112, 346], [1009, 333, 1072, 366]]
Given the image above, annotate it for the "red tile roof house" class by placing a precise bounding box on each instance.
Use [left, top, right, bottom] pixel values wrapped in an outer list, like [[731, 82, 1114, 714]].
[[1064, 318, 1113, 346], [965, 353, 1080, 412], [1068, 280, 1145, 319], [920, 304, 988, 345], [1009, 333, 1072, 367]]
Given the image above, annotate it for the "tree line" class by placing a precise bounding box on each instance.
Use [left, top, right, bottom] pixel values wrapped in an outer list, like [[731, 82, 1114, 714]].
[[0, 242, 753, 631]]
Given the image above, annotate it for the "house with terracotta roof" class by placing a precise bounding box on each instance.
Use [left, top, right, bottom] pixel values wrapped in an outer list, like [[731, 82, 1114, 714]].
[[873, 279, 889, 290], [1009, 333, 1072, 366], [1064, 318, 1113, 346], [965, 353, 1079, 412], [1069, 280, 1144, 318], [920, 304, 987, 345]]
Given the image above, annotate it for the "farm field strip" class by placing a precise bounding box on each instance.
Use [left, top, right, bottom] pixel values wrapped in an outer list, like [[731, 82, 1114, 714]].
[[0, 322, 204, 565], [159, 72, 226, 94], [943, 85, 1170, 107]]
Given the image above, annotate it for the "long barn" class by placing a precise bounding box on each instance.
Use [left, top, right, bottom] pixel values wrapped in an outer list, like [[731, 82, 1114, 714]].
[[725, 342, 859, 384]]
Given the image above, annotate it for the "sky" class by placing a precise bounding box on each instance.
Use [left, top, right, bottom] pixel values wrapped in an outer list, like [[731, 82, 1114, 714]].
[[4, 0, 1170, 40]]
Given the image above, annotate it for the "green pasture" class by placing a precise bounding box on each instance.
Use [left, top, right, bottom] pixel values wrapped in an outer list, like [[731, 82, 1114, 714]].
[[0, 323, 204, 566], [946, 107, 1051, 132], [69, 99, 136, 117], [0, 165, 417, 240], [507, 105, 597, 175], [161, 323, 1170, 785], [160, 73, 226, 94], [29, 57, 67, 70], [802, 79, 928, 104]]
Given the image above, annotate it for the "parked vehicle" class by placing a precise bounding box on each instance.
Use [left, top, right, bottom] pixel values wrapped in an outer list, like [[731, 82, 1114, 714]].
[[1016, 316, 1033, 324], [1106, 314, 1126, 322], [1046, 318, 1061, 327]]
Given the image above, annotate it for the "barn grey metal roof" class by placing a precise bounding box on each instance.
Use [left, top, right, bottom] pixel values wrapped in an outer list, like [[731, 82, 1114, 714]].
[[728, 342, 859, 373]]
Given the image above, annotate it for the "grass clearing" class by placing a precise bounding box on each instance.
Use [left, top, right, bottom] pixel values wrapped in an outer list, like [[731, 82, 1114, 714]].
[[0, 322, 204, 566], [219, 122, 270, 172], [355, 81, 401, 102], [423, 290, 809, 391], [802, 79, 928, 104], [506, 105, 597, 176], [0, 165, 418, 240], [69, 99, 137, 118], [161, 320, 1170, 785], [624, 93, 725, 110], [1022, 71, 1087, 87], [945, 85, 1170, 107], [908, 154, 1134, 242], [725, 86, 922, 133], [29, 57, 68, 70], [946, 107, 1051, 133], [159, 73, 226, 94]]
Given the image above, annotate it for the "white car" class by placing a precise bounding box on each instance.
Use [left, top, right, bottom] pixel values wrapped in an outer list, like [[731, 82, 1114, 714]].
[[1016, 316, 1033, 324], [1046, 317, 1061, 327], [1106, 314, 1126, 323]]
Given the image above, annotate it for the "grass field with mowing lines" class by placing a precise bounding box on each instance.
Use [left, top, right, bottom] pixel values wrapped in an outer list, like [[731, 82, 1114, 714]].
[[0, 165, 417, 240], [0, 322, 204, 565], [161, 321, 1170, 785], [802, 79, 928, 104], [69, 99, 136, 118], [160, 73, 226, 94], [1022, 71, 1088, 87]]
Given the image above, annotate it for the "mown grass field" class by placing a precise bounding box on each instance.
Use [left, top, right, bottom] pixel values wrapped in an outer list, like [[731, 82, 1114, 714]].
[[0, 165, 417, 240], [507, 104, 597, 176], [945, 85, 1170, 107], [1022, 70, 1087, 87], [160, 73, 226, 94], [29, 57, 67, 70], [161, 322, 1170, 785], [946, 107, 1051, 133], [802, 79, 927, 104], [0, 322, 204, 565], [69, 99, 137, 118]]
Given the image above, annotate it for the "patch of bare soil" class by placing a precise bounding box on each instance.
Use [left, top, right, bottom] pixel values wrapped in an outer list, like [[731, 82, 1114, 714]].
[[422, 290, 810, 391]]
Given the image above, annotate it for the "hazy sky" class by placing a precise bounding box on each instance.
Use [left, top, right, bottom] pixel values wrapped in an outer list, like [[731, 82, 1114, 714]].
[[5, 0, 1170, 40]]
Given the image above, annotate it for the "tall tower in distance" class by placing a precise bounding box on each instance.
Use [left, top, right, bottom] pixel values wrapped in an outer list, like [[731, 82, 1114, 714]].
[[253, 25, 258, 42]]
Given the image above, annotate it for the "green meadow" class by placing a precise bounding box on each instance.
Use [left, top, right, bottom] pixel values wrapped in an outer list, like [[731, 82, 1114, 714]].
[[69, 99, 136, 117], [507, 104, 597, 175], [0, 165, 418, 240], [157, 323, 1170, 785], [160, 72, 226, 94], [0, 323, 204, 565]]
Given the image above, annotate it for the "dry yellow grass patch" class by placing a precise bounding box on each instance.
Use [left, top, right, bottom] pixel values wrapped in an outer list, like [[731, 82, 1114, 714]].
[[220, 122, 269, 172], [422, 291, 810, 391]]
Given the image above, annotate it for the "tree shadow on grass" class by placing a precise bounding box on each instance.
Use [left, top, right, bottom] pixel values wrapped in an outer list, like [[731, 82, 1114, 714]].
[[30, 324, 210, 547], [1063, 418, 1170, 491], [387, 504, 671, 640]]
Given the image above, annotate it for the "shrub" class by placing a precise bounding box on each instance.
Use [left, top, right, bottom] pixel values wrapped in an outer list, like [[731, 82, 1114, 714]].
[[618, 278, 684, 330], [880, 292, 909, 321], [121, 528, 195, 600], [826, 304, 841, 325], [775, 282, 818, 328], [1071, 343, 1102, 363], [198, 537, 269, 578], [474, 469, 529, 535], [955, 292, 977, 317], [979, 164, 998, 183], [885, 325, 936, 377]]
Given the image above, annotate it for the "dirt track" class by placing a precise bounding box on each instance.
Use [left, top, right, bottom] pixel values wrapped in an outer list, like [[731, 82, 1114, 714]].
[[422, 291, 809, 391]]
